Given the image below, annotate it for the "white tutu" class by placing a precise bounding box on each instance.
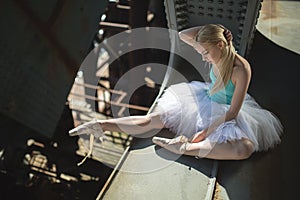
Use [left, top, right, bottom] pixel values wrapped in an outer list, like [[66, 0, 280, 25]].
[[155, 81, 283, 152]]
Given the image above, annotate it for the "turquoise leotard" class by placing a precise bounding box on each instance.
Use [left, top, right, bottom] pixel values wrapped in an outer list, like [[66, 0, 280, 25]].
[[209, 68, 235, 105]]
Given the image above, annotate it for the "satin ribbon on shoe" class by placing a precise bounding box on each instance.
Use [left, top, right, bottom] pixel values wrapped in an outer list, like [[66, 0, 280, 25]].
[[77, 133, 94, 166], [68, 120, 104, 166]]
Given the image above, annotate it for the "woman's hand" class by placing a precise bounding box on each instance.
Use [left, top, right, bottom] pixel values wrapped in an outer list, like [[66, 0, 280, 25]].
[[217, 24, 233, 44], [224, 28, 233, 43], [190, 128, 208, 143]]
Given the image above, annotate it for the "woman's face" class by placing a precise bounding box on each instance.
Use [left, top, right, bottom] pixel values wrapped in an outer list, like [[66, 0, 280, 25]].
[[193, 42, 223, 65]]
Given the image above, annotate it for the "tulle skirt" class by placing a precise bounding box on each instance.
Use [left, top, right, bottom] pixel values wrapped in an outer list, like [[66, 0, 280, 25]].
[[155, 81, 283, 152]]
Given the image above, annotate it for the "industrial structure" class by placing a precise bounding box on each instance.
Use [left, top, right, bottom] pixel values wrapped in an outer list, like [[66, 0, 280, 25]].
[[0, 0, 299, 199]]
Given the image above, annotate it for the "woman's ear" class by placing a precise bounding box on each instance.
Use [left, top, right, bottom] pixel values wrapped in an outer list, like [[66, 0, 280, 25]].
[[217, 41, 225, 49]]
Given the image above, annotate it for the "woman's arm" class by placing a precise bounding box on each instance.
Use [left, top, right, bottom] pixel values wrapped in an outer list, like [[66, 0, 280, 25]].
[[178, 26, 201, 46], [179, 25, 233, 47]]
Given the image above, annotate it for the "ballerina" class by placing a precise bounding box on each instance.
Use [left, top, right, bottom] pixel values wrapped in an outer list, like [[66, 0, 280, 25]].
[[69, 24, 282, 162]]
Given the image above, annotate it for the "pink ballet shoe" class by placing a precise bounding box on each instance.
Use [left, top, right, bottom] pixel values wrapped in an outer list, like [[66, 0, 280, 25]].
[[152, 135, 188, 154], [152, 135, 188, 146], [69, 120, 105, 166], [69, 120, 104, 142]]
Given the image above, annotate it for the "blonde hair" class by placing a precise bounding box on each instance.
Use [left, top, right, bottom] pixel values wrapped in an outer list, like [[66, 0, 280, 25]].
[[194, 24, 236, 95]]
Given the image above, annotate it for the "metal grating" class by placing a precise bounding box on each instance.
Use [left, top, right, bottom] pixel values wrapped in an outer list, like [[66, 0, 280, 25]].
[[164, 0, 263, 57]]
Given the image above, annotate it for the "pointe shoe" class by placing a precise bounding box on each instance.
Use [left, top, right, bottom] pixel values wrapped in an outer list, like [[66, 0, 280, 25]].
[[69, 120, 104, 142], [69, 120, 104, 166], [152, 136, 169, 147], [152, 135, 188, 146], [152, 135, 188, 154]]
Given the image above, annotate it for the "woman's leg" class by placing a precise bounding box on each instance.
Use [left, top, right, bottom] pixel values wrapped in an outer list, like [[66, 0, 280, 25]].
[[69, 112, 165, 139], [185, 138, 255, 160], [100, 112, 165, 135], [154, 137, 255, 160]]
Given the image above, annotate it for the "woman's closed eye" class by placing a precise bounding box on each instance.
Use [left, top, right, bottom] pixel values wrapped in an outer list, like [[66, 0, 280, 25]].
[[201, 50, 209, 56]]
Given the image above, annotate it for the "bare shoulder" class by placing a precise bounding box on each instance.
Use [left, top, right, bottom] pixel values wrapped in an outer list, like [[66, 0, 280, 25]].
[[232, 54, 251, 84]]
